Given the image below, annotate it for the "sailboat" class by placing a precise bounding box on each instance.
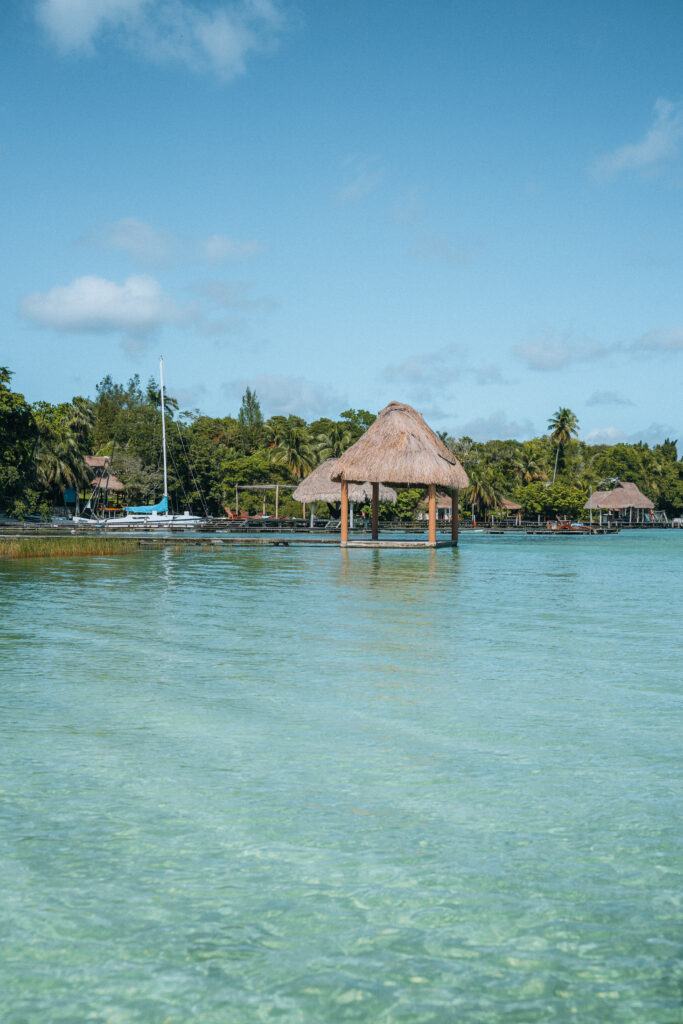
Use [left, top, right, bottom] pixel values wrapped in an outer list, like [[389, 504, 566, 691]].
[[78, 358, 204, 529]]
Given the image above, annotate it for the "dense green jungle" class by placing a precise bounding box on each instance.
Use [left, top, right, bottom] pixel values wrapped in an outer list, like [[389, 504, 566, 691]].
[[2, 366, 682, 521]]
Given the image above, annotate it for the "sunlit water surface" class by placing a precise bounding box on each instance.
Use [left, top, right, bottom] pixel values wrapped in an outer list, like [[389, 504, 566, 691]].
[[1, 532, 681, 1023]]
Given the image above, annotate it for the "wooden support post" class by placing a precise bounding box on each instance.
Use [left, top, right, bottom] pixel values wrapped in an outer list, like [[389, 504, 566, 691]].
[[340, 481, 349, 544], [428, 483, 437, 544], [235, 485, 239, 515], [451, 487, 459, 544], [262, 490, 267, 516], [275, 484, 279, 520], [372, 483, 379, 540]]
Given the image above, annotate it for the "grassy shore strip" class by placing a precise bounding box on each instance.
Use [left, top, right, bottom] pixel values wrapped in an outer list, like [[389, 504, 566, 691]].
[[0, 536, 142, 559]]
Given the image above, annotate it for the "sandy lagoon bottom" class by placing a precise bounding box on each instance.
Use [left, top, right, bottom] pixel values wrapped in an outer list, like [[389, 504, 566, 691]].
[[0, 530, 681, 1022]]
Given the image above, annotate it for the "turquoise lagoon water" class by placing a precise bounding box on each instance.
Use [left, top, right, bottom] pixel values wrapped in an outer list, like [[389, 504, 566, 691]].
[[1, 531, 681, 1023]]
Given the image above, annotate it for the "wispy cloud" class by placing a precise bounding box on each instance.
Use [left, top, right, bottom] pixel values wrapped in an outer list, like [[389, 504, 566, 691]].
[[84, 218, 263, 267], [223, 373, 346, 419], [586, 390, 634, 407], [515, 324, 683, 372], [627, 422, 679, 445], [456, 411, 537, 442], [194, 279, 278, 311], [582, 425, 627, 445], [21, 274, 193, 341], [36, 0, 288, 80], [383, 345, 511, 406], [83, 218, 180, 266], [514, 333, 610, 371], [631, 326, 683, 352], [592, 98, 683, 180], [337, 156, 383, 204], [200, 234, 263, 263], [584, 421, 680, 446]]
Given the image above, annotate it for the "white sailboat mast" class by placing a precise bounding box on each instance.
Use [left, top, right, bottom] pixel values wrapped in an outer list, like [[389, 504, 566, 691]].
[[159, 356, 168, 498]]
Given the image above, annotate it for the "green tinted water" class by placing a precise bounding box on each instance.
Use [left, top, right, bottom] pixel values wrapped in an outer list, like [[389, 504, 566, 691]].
[[1, 532, 681, 1022]]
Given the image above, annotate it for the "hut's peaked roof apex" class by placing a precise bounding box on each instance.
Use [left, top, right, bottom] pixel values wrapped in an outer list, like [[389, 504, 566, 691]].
[[332, 401, 469, 488]]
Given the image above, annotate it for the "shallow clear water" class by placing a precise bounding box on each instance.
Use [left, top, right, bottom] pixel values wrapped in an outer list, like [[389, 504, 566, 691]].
[[1, 531, 681, 1023]]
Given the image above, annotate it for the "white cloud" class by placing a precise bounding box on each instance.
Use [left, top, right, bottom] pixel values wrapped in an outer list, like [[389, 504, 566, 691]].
[[84, 218, 263, 267], [631, 326, 683, 352], [515, 323, 683, 372], [593, 98, 683, 180], [36, 0, 287, 80], [21, 274, 191, 338], [383, 345, 511, 405], [514, 333, 610, 371], [456, 411, 537, 442], [224, 373, 346, 419], [586, 390, 634, 407], [85, 218, 180, 266], [627, 422, 679, 446], [583, 422, 679, 446], [36, 0, 146, 52], [582, 426, 627, 445], [200, 234, 263, 262]]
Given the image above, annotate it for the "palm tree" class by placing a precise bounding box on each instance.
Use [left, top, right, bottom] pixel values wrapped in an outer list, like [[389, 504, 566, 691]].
[[65, 397, 95, 444], [465, 465, 503, 522], [548, 407, 579, 483], [316, 423, 354, 460], [35, 434, 87, 504], [270, 426, 317, 479], [514, 451, 547, 485]]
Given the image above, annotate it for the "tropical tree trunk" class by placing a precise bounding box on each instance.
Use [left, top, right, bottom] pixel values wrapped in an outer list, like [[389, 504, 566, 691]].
[[552, 444, 560, 483]]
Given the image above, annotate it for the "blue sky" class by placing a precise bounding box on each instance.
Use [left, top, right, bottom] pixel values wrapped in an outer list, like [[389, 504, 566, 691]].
[[2, 0, 683, 443]]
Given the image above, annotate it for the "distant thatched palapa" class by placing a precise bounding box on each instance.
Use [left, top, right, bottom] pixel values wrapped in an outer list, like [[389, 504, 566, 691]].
[[331, 401, 469, 547], [584, 481, 654, 511], [292, 459, 397, 506], [584, 481, 654, 524]]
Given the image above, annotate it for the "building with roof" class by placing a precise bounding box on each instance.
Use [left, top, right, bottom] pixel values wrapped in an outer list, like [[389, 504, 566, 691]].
[[332, 401, 469, 547], [584, 481, 654, 523]]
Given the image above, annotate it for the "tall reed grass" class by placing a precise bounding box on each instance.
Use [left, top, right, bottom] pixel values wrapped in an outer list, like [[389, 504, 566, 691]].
[[0, 536, 141, 560]]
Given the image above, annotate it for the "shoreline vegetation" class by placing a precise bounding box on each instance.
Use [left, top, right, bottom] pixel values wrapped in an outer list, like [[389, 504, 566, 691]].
[[2, 368, 682, 523], [0, 536, 141, 560]]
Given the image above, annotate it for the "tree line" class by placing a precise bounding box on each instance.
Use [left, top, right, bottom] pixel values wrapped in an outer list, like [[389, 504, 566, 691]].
[[1, 366, 682, 520]]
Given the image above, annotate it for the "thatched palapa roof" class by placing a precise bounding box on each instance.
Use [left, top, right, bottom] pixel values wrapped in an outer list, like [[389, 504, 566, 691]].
[[331, 402, 469, 488], [89, 473, 124, 492], [293, 459, 397, 504], [584, 481, 654, 511], [500, 498, 522, 511]]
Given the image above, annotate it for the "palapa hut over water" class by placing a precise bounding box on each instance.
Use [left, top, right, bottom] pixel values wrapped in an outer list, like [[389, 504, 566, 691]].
[[584, 481, 654, 523], [293, 459, 397, 524], [331, 401, 469, 547]]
